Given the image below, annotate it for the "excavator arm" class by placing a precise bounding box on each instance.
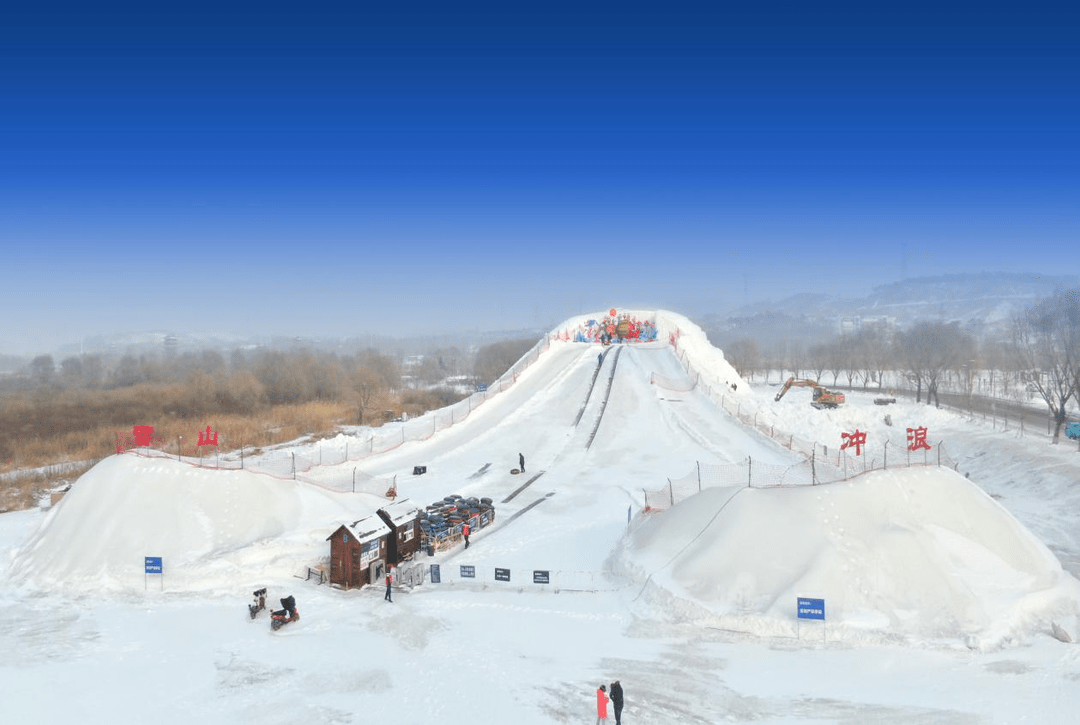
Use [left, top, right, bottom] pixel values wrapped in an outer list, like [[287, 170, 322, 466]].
[[774, 377, 819, 402]]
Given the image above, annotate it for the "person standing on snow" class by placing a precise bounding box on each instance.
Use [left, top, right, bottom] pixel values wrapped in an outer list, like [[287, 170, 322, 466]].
[[596, 683, 610, 723], [519, 452, 525, 472], [609, 680, 624, 725], [462, 522, 470, 549], [384, 568, 393, 602]]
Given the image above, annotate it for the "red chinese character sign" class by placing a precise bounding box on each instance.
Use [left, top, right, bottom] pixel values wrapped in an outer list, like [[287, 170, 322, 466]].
[[197, 425, 219, 447], [841, 429, 867, 456], [115, 425, 164, 454], [132, 425, 155, 447], [906, 427, 931, 451]]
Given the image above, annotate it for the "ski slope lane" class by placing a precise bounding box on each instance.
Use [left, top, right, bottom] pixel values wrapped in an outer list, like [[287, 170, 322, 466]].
[[466, 343, 804, 575], [292, 341, 604, 530], [588, 344, 801, 467]]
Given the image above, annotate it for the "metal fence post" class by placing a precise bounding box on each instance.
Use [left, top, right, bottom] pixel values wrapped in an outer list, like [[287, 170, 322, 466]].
[[697, 461, 701, 491], [353, 468, 356, 493], [748, 456, 752, 488], [291, 453, 296, 479]]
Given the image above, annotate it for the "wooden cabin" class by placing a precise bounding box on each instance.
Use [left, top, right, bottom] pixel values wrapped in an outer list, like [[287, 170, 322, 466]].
[[326, 514, 392, 589], [377, 498, 422, 565]]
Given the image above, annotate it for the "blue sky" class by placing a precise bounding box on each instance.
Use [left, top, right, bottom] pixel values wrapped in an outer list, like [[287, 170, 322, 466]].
[[1, 1, 1078, 354]]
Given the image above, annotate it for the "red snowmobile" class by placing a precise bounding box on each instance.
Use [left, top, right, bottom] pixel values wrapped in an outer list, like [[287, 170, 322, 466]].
[[248, 588, 267, 619], [270, 595, 299, 631]]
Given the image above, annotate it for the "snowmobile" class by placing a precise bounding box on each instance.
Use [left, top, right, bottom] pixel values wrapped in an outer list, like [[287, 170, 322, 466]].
[[248, 588, 267, 619], [270, 595, 299, 631]]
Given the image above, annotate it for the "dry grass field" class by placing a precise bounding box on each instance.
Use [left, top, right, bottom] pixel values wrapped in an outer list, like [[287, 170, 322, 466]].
[[0, 389, 371, 513]]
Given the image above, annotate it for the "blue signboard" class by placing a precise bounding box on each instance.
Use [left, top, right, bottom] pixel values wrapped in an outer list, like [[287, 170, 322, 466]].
[[494, 567, 510, 582], [797, 597, 825, 620], [460, 565, 475, 579], [145, 556, 162, 574], [430, 564, 441, 583], [533, 570, 550, 584], [476, 384, 488, 392]]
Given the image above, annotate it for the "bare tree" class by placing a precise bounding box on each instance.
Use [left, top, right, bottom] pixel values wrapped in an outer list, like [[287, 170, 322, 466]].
[[841, 334, 860, 389], [854, 327, 893, 390], [807, 342, 829, 382], [723, 338, 760, 380], [898, 321, 971, 407], [351, 367, 383, 425], [28, 355, 56, 387], [473, 338, 535, 384], [1013, 289, 1079, 443]]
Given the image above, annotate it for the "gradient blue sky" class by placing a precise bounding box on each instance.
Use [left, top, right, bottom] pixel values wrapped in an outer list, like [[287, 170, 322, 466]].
[[2, 1, 1078, 354]]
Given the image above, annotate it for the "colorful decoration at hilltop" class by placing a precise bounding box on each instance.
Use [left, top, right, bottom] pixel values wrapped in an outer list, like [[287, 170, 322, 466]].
[[560, 311, 658, 344]]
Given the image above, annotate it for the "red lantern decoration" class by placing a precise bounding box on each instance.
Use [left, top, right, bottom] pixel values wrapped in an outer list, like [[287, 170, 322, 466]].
[[609, 308, 617, 317]]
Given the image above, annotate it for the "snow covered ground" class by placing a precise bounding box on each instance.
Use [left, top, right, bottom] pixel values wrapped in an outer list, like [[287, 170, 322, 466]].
[[3, 310, 1080, 724]]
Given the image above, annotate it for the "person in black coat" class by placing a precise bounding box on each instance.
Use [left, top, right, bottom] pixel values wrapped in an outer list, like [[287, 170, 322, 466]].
[[609, 680, 623, 725], [519, 452, 525, 472]]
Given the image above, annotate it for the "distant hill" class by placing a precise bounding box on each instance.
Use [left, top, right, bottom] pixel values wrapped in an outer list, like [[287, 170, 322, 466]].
[[706, 272, 1077, 342]]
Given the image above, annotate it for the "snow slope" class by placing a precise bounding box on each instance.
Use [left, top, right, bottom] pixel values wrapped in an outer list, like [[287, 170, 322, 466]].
[[3, 309, 1080, 724]]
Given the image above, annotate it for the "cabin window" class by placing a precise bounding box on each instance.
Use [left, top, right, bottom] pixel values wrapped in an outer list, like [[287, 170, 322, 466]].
[[402, 526, 414, 543]]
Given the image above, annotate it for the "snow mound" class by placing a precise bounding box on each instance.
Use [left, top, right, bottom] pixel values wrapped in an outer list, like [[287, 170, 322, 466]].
[[11, 454, 357, 591], [614, 466, 1080, 649]]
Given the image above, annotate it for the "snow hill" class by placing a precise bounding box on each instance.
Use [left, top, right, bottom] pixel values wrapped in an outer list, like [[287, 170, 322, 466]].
[[4, 308, 1080, 724], [13, 309, 1078, 647]]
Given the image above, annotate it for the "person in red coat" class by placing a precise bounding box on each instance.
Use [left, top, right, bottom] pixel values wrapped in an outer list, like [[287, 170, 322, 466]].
[[462, 522, 470, 549], [596, 684, 610, 723]]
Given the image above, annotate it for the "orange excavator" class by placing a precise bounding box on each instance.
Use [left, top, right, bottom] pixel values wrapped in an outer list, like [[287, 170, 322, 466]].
[[774, 378, 845, 409]]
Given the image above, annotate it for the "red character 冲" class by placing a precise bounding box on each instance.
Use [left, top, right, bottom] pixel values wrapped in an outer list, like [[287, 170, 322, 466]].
[[906, 426, 931, 451], [841, 429, 867, 456], [132, 425, 155, 447]]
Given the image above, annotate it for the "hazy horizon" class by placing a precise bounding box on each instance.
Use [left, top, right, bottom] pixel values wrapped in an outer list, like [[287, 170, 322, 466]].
[[2, 3, 1077, 356]]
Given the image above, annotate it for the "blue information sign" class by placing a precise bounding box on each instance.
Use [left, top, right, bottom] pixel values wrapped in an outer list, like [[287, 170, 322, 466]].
[[533, 570, 550, 584], [797, 597, 825, 620], [145, 556, 162, 574], [460, 565, 475, 579], [494, 567, 510, 582]]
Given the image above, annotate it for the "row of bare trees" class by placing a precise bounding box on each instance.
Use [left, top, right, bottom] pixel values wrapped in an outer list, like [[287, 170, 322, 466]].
[[723, 288, 1080, 443], [7, 337, 539, 431]]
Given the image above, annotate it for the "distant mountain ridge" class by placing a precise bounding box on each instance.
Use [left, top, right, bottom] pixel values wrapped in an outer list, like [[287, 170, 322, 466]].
[[724, 272, 1078, 335]]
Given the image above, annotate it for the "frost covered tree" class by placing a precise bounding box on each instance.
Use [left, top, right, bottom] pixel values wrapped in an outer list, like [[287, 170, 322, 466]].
[[1013, 289, 1079, 443]]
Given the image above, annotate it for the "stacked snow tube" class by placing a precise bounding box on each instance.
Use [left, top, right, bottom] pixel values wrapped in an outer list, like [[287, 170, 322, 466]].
[[417, 494, 496, 545]]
